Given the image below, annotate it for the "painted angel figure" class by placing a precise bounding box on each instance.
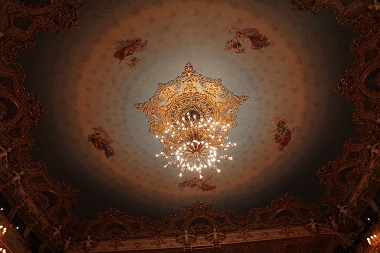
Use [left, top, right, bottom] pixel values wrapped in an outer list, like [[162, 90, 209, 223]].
[[178, 174, 216, 191], [273, 118, 297, 151], [87, 127, 115, 159], [230, 26, 271, 51], [113, 38, 147, 62]]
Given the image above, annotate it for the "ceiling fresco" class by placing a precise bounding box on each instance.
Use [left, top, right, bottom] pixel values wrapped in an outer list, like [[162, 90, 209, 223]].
[[19, 0, 357, 219], [2, 0, 380, 252]]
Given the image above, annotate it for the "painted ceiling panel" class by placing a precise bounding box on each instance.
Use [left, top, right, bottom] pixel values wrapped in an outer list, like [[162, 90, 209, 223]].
[[20, 0, 357, 219]]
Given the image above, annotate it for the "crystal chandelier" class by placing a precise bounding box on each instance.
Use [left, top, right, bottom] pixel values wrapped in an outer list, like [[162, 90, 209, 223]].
[[136, 63, 247, 179], [156, 112, 236, 177]]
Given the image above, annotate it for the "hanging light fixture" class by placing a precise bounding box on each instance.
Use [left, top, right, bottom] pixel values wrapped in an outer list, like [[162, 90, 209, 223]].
[[136, 63, 247, 179]]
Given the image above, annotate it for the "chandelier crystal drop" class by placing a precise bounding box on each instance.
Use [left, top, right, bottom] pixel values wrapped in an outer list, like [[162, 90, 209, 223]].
[[155, 113, 236, 178]]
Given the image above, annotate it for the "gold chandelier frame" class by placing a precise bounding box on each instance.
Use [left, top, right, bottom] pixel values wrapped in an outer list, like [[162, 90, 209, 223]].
[[135, 62, 248, 137]]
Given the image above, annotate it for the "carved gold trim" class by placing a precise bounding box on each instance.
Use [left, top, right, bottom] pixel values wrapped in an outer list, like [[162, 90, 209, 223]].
[[135, 62, 248, 136]]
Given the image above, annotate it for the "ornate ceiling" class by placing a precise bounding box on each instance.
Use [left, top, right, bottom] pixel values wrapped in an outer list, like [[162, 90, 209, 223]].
[[0, 0, 380, 252], [20, 0, 358, 217]]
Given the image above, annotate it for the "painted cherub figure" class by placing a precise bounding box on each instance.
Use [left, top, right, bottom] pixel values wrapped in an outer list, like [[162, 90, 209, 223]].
[[113, 38, 147, 63], [273, 118, 297, 151], [87, 127, 115, 159], [229, 26, 271, 51]]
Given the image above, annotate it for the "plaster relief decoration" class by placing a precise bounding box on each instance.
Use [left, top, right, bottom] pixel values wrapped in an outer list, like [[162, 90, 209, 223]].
[[81, 235, 96, 252], [177, 229, 196, 251], [87, 127, 115, 159], [273, 117, 297, 151], [205, 228, 226, 249], [136, 63, 248, 180], [225, 26, 271, 53], [113, 38, 148, 66]]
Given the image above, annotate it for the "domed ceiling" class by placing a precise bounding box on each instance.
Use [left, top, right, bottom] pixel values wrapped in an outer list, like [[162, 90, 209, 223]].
[[19, 0, 358, 219]]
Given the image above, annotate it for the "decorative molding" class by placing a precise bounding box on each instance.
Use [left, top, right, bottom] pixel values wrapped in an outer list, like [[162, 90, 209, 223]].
[[65, 200, 343, 252], [135, 62, 248, 136], [291, 0, 380, 220], [0, 0, 82, 252]]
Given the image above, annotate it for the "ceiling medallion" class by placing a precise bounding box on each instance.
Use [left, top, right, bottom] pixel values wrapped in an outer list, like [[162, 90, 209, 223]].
[[136, 63, 248, 178]]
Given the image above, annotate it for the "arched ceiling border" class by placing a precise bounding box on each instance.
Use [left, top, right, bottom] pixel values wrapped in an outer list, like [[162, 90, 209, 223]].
[[0, 0, 82, 252], [291, 0, 380, 211]]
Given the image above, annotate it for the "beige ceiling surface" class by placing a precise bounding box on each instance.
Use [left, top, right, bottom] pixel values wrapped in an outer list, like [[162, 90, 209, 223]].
[[24, 0, 355, 217]]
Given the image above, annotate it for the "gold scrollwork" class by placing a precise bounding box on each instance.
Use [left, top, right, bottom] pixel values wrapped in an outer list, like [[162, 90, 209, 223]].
[[135, 62, 248, 136]]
